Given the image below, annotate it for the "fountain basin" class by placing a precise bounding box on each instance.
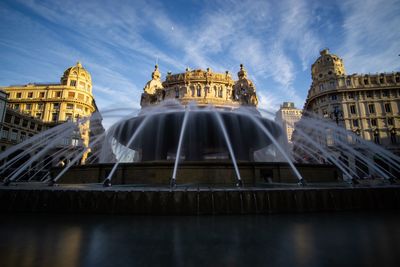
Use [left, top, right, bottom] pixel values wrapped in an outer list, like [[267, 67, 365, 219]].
[[112, 109, 281, 161], [51, 162, 339, 185]]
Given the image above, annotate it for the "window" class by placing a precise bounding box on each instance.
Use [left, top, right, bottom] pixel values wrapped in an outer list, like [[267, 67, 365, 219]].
[[366, 91, 372, 98], [37, 103, 43, 110], [26, 104, 32, 110], [319, 84, 324, 91], [22, 119, 28, 127], [380, 77, 384, 83], [20, 133, 26, 141], [67, 103, 74, 109], [5, 114, 12, 123], [196, 86, 201, 97], [388, 118, 394, 126], [30, 123, 36, 130], [55, 91, 62, 98], [72, 138, 80, 146], [368, 104, 375, 114], [68, 92, 75, 98], [39, 92, 45, 98], [35, 113, 42, 119], [2, 128, 9, 139], [364, 78, 369, 85], [79, 81, 85, 89], [373, 131, 380, 144], [28, 92, 33, 98], [78, 93, 84, 100], [10, 130, 18, 141], [219, 88, 223, 98], [52, 112, 59, 122], [371, 118, 377, 127], [16, 92, 22, 98], [350, 105, 356, 114], [348, 92, 354, 99], [175, 89, 179, 98], [346, 80, 351, 86], [331, 94, 337, 100], [53, 103, 60, 109], [14, 104, 20, 110], [396, 76, 400, 83], [70, 80, 77, 86], [352, 119, 359, 127], [37, 125, 42, 131], [382, 90, 389, 97], [330, 81, 335, 87], [13, 117, 20, 125], [391, 131, 397, 144], [384, 103, 391, 113], [65, 113, 73, 121]]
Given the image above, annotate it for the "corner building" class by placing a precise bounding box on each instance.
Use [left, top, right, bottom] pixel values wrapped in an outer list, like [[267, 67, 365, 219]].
[[304, 49, 399, 153], [1, 62, 97, 163]]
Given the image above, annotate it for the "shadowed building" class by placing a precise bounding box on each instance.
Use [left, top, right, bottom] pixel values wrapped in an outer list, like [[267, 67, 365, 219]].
[[275, 102, 302, 147], [297, 48, 400, 177]]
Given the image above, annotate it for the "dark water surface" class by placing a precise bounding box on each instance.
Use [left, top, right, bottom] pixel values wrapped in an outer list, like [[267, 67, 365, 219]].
[[0, 211, 399, 267]]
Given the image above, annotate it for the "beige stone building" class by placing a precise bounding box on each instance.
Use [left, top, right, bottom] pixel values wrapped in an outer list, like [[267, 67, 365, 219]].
[[140, 64, 258, 108], [304, 49, 399, 153], [275, 102, 302, 146], [1, 62, 98, 163], [299, 49, 400, 177]]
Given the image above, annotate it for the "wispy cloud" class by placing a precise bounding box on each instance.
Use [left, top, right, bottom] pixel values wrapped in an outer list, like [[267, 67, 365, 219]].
[[1, 0, 398, 116], [338, 0, 400, 73]]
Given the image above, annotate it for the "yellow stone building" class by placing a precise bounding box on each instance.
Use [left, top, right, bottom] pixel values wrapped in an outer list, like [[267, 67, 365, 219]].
[[1, 62, 97, 163], [140, 64, 258, 108], [304, 49, 400, 152]]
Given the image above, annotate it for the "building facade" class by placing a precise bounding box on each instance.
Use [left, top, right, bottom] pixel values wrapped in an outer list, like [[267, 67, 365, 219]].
[[140, 64, 258, 108], [299, 49, 400, 177], [0, 108, 50, 152], [1, 62, 98, 163], [275, 102, 302, 146], [304, 49, 400, 153]]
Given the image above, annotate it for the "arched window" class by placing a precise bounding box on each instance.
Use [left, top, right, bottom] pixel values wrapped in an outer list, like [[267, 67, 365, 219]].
[[214, 86, 217, 97], [196, 85, 201, 97], [218, 87, 223, 98]]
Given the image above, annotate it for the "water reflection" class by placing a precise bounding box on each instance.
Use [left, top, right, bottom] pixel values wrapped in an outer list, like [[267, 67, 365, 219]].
[[0, 212, 399, 267]]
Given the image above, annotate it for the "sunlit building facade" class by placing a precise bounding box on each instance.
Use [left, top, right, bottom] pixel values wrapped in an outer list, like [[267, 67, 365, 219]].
[[1, 62, 98, 163], [141, 64, 259, 108]]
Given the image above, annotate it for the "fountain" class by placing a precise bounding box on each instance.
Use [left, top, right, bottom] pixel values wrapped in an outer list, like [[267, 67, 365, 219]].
[[0, 65, 399, 214]]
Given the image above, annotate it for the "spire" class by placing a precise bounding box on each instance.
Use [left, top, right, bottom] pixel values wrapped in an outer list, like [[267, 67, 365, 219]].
[[238, 64, 248, 79], [76, 61, 83, 68]]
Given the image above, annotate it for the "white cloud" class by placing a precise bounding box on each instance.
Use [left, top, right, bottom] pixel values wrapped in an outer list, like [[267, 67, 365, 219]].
[[339, 0, 400, 73]]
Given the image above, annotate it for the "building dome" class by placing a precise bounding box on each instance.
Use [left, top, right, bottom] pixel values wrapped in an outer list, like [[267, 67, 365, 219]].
[[60, 61, 92, 93], [311, 49, 346, 81]]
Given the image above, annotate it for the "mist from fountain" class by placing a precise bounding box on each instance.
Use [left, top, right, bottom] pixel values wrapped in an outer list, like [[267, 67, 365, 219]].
[[1, 99, 399, 187]]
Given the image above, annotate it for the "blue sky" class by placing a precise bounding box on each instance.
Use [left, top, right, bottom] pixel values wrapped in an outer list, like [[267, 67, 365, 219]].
[[1, 0, 399, 114]]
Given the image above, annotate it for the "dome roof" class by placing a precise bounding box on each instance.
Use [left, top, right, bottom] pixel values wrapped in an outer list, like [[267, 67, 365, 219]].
[[62, 61, 92, 82], [311, 49, 346, 80]]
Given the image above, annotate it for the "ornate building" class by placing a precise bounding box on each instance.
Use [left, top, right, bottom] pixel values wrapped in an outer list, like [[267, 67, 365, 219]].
[[275, 102, 302, 146], [140, 64, 258, 108], [304, 49, 399, 152], [1, 62, 98, 163], [299, 49, 400, 177]]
